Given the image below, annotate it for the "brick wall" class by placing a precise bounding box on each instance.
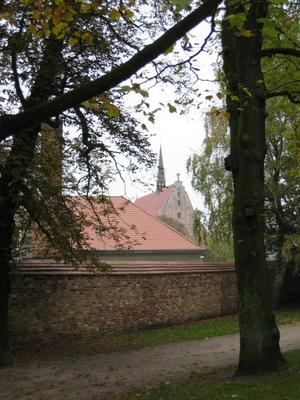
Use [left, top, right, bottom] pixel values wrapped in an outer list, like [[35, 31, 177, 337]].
[[9, 263, 238, 346]]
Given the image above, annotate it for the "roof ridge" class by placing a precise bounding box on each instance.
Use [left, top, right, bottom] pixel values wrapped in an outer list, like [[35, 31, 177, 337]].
[[132, 199, 206, 249]]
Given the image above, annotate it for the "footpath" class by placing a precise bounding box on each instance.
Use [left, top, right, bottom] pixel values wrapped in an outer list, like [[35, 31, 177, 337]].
[[1, 323, 300, 400]]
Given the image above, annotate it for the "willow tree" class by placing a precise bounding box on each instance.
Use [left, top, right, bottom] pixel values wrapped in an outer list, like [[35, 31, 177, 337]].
[[187, 108, 234, 261]]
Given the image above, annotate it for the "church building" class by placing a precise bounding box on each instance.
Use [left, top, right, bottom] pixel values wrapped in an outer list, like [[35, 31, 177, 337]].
[[135, 147, 195, 239]]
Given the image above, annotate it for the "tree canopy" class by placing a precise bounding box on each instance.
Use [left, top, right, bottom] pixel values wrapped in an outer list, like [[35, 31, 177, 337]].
[[0, 0, 299, 375]]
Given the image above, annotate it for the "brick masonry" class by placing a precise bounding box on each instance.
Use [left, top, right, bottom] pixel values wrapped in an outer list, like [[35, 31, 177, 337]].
[[9, 265, 238, 346]]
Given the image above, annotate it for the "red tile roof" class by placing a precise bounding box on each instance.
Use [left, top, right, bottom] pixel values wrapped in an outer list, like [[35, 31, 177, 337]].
[[135, 185, 175, 217], [75, 196, 204, 251]]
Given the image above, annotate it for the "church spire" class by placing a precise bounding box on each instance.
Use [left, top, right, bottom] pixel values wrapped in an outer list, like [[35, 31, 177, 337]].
[[156, 146, 166, 192]]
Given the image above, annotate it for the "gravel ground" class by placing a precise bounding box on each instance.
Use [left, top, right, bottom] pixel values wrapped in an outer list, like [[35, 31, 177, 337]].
[[1, 323, 300, 400]]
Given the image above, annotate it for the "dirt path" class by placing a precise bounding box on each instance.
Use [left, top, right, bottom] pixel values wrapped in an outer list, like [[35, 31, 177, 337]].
[[1, 323, 300, 400]]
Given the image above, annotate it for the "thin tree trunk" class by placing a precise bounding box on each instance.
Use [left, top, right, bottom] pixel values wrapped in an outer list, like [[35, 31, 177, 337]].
[[272, 229, 286, 306], [222, 0, 285, 374]]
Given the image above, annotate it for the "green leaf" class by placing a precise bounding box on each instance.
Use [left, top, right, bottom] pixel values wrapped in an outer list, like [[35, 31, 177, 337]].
[[168, 103, 177, 113], [262, 26, 278, 38], [139, 89, 149, 98], [164, 45, 175, 54], [148, 115, 155, 123], [170, 0, 192, 11], [124, 9, 134, 19], [121, 85, 131, 93], [107, 103, 121, 118], [240, 30, 255, 38], [52, 22, 68, 38], [132, 84, 149, 97], [242, 86, 252, 97], [69, 37, 79, 47], [225, 13, 246, 30]]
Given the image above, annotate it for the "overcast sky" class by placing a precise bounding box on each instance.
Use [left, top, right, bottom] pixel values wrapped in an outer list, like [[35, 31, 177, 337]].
[[108, 21, 219, 211], [108, 85, 218, 210]]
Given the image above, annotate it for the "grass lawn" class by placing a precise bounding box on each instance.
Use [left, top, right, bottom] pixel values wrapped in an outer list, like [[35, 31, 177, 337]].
[[12, 306, 300, 362], [105, 308, 300, 351], [112, 350, 300, 400], [72, 307, 300, 354]]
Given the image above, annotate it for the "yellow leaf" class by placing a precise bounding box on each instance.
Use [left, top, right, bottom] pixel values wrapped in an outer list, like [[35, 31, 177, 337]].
[[110, 8, 121, 21], [52, 22, 68, 38], [124, 9, 134, 19], [41, 22, 51, 36], [27, 24, 37, 35], [82, 32, 93, 44], [69, 37, 79, 47], [32, 10, 41, 20], [81, 3, 91, 13], [241, 29, 255, 38], [107, 103, 121, 118]]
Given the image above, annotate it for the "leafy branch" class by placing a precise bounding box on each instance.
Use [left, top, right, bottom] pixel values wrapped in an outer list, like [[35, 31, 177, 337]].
[[0, 0, 221, 141]]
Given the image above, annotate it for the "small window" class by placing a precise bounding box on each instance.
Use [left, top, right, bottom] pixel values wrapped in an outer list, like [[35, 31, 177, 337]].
[[178, 212, 181, 219], [178, 200, 180, 206]]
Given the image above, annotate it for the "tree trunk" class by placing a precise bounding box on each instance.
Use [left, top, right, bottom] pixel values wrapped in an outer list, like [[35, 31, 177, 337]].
[[0, 128, 39, 366], [0, 207, 13, 367], [272, 227, 286, 306], [222, 0, 285, 374], [0, 37, 64, 367]]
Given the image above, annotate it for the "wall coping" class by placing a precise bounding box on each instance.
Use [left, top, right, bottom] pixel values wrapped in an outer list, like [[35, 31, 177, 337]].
[[13, 259, 237, 276]]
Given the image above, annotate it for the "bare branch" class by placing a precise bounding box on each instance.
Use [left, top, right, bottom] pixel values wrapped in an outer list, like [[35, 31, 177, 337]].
[[261, 48, 300, 58], [266, 90, 300, 104], [142, 15, 216, 85], [98, 14, 140, 52], [11, 50, 27, 107]]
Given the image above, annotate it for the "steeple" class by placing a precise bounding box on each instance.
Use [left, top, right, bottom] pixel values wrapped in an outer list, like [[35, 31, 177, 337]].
[[156, 146, 166, 192]]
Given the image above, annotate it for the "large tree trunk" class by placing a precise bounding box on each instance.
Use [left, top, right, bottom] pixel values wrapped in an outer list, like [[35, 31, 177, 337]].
[[222, 0, 285, 374], [0, 200, 13, 367], [0, 129, 39, 366], [0, 37, 63, 367]]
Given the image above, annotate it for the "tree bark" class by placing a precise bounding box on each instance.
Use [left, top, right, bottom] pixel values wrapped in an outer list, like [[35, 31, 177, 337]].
[[222, 0, 286, 374], [0, 201, 13, 367], [0, 37, 63, 366], [0, 128, 39, 366]]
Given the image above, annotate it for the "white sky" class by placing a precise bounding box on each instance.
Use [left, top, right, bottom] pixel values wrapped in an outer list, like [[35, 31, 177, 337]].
[[108, 33, 219, 210], [107, 17, 222, 211], [108, 104, 207, 209]]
